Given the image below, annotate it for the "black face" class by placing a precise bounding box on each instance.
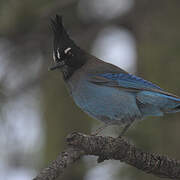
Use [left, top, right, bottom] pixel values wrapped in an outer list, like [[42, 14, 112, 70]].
[[49, 47, 73, 71]]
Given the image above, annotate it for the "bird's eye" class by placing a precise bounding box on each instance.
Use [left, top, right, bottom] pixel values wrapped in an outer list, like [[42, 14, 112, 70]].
[[64, 47, 72, 55]]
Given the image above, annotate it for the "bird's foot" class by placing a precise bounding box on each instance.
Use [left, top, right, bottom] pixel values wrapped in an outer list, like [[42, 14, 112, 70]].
[[118, 123, 132, 138], [91, 124, 108, 136]]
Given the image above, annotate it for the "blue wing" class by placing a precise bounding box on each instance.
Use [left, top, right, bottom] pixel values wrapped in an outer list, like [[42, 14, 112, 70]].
[[88, 73, 180, 115], [88, 73, 162, 91]]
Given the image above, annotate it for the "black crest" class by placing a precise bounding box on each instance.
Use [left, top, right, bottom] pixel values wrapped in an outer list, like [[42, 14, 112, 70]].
[[51, 15, 77, 60], [50, 15, 87, 79]]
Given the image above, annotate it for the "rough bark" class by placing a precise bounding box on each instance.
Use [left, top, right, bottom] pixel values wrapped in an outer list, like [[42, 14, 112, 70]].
[[33, 132, 180, 180]]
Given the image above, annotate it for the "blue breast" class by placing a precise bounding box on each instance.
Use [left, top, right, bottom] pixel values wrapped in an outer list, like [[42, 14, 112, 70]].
[[72, 79, 142, 125]]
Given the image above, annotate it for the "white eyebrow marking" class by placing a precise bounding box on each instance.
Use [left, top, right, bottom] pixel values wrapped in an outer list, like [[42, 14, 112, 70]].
[[53, 51, 56, 62], [64, 47, 71, 54], [57, 48, 61, 59]]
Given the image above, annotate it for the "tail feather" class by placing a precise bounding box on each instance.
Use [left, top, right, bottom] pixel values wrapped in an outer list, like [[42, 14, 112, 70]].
[[160, 94, 180, 113], [137, 90, 180, 115], [165, 103, 180, 113]]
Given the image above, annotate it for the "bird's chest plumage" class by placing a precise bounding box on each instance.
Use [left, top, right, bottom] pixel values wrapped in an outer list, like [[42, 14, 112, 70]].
[[68, 77, 142, 125]]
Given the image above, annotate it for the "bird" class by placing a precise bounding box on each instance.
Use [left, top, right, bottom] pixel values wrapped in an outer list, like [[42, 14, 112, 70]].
[[50, 15, 180, 136]]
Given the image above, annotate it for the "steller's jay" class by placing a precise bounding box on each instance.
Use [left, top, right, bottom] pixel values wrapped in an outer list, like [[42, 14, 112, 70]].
[[50, 15, 180, 136]]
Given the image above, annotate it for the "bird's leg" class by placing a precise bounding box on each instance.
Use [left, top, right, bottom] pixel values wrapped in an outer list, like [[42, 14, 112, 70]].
[[119, 123, 132, 137], [91, 124, 108, 136]]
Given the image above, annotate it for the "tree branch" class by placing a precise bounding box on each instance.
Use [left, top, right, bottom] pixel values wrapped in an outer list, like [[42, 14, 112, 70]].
[[33, 146, 84, 180], [33, 132, 180, 180]]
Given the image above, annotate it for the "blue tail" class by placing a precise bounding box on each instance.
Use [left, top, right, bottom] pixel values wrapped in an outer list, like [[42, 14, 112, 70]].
[[164, 95, 180, 113], [137, 91, 180, 116]]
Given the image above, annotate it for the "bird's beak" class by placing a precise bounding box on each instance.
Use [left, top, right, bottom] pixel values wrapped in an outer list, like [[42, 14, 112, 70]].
[[48, 61, 65, 71]]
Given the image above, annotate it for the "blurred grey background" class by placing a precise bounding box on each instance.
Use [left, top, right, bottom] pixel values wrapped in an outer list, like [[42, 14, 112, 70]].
[[1, 0, 180, 180]]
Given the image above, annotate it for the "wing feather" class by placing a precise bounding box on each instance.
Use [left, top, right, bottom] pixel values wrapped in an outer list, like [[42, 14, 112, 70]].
[[88, 73, 180, 99]]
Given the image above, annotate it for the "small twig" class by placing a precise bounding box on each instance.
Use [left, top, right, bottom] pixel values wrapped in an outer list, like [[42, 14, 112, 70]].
[[33, 147, 84, 180], [33, 132, 180, 180]]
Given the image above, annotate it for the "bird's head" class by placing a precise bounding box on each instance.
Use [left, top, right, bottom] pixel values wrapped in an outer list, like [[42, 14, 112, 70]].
[[49, 15, 73, 70], [49, 15, 87, 80], [50, 15, 84, 71], [50, 46, 74, 70]]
